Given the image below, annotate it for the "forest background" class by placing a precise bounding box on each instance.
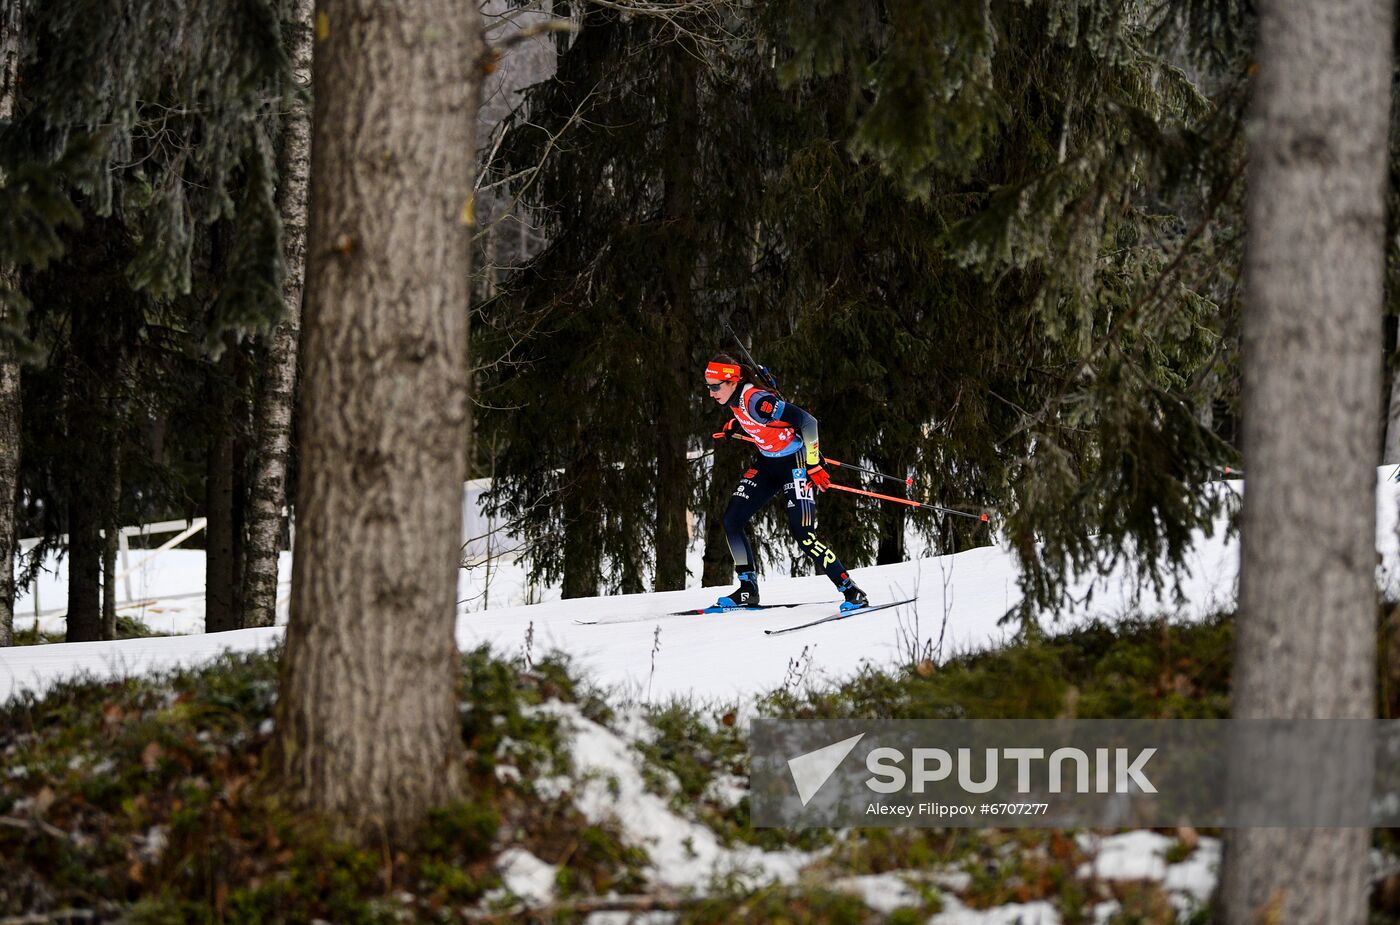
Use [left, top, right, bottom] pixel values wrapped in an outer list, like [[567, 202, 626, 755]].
[[0, 0, 1288, 645], [5, 2, 1400, 922]]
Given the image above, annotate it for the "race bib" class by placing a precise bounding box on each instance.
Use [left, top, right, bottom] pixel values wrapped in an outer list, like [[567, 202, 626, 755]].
[[791, 467, 814, 503]]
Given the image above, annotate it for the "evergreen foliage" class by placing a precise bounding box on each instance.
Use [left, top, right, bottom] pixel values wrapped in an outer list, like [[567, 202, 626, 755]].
[[481, 0, 1247, 613], [2, 0, 292, 342], [477, 3, 786, 595], [0, 0, 296, 630]]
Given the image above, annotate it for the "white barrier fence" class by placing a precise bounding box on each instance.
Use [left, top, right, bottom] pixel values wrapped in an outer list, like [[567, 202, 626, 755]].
[[15, 477, 531, 619], [17, 518, 210, 619], [461, 476, 526, 566]]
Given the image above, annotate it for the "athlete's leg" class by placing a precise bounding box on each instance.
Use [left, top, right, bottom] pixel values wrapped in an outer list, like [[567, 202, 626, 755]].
[[721, 463, 780, 571], [715, 458, 783, 605], [783, 456, 868, 609]]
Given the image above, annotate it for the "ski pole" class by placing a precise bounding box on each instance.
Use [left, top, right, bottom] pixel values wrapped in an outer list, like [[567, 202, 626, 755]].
[[723, 432, 913, 489], [822, 458, 913, 489], [718, 433, 989, 521], [826, 483, 990, 522]]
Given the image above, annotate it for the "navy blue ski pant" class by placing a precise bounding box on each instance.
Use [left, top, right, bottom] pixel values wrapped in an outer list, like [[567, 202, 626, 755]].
[[721, 451, 851, 586]]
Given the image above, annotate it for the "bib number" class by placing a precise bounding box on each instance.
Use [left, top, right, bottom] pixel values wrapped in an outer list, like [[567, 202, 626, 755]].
[[792, 467, 814, 503]]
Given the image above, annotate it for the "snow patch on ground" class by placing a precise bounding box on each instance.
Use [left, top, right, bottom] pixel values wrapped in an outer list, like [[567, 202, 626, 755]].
[[495, 847, 558, 904], [829, 872, 927, 913], [934, 869, 974, 893], [1076, 830, 1172, 880], [1373, 847, 1400, 882], [531, 700, 813, 891], [1077, 830, 1221, 916], [1090, 901, 1121, 923], [1164, 838, 1221, 911], [931, 897, 1061, 924], [701, 772, 747, 810], [582, 913, 677, 925]]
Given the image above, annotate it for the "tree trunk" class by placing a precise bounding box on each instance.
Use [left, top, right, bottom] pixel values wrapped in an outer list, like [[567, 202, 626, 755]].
[[876, 503, 905, 565], [268, 0, 481, 844], [0, 0, 22, 648], [873, 454, 906, 566], [204, 351, 238, 633], [1224, 2, 1393, 922], [101, 450, 119, 639], [702, 437, 741, 586], [651, 44, 699, 593], [652, 371, 689, 590], [243, 0, 312, 629], [561, 453, 602, 598], [0, 336, 18, 648], [231, 351, 250, 618], [203, 342, 243, 632], [64, 301, 104, 642], [1385, 329, 1400, 463], [66, 493, 101, 641]]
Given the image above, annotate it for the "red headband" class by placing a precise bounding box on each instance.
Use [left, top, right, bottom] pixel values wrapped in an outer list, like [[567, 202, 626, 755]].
[[705, 361, 742, 382]]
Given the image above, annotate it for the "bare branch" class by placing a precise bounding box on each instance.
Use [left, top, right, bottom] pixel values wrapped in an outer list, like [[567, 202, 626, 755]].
[[0, 814, 78, 843], [491, 18, 579, 51]]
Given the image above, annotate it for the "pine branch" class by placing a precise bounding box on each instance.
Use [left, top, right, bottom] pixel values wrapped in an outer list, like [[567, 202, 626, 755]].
[[998, 156, 1245, 450]]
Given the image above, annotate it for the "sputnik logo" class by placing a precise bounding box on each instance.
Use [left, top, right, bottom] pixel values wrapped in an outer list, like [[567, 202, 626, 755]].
[[787, 733, 865, 806]]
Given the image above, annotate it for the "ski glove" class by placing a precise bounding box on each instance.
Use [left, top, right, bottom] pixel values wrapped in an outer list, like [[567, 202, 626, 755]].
[[807, 463, 832, 492], [713, 419, 742, 441]]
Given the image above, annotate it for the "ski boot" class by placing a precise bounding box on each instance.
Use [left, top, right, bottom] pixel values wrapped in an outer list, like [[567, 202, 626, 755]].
[[715, 570, 760, 609], [837, 577, 868, 612]]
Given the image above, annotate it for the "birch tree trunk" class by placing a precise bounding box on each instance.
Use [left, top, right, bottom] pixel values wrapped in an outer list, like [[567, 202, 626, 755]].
[[243, 0, 313, 629], [268, 0, 482, 843], [1224, 1, 1393, 921], [0, 0, 22, 648], [0, 336, 17, 649]]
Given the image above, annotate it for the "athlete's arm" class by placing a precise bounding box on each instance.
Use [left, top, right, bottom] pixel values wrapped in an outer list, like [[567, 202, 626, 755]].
[[747, 391, 822, 465]]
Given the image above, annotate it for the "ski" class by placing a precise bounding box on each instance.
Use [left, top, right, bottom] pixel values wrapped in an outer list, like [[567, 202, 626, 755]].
[[574, 601, 825, 626], [674, 601, 820, 616], [764, 597, 918, 636]]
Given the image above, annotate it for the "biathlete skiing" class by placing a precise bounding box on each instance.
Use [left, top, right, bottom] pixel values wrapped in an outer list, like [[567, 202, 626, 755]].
[[703, 355, 869, 613]]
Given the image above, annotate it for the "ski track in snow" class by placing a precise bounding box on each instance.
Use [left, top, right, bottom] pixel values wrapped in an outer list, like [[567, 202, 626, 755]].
[[4, 471, 1399, 707]]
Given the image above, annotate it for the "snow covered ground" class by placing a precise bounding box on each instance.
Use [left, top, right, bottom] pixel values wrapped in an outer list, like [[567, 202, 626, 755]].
[[3, 470, 1399, 707], [488, 699, 1234, 922], [8, 470, 1400, 922]]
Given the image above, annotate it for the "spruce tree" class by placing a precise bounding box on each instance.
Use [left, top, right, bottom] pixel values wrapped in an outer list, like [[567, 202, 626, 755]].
[[762, 0, 1243, 612], [1, 0, 295, 639], [479, 5, 792, 596], [482, 0, 1244, 611]]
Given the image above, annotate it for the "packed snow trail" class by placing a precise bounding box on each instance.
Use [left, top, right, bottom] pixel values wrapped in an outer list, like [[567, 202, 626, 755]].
[[4, 471, 1399, 706]]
